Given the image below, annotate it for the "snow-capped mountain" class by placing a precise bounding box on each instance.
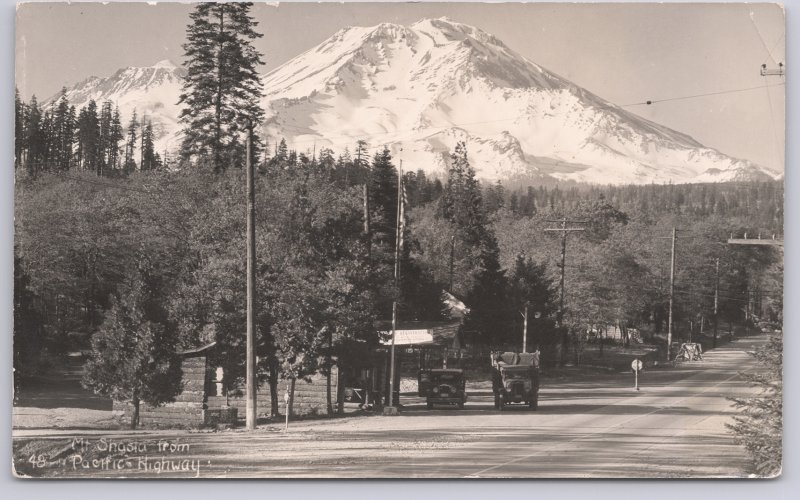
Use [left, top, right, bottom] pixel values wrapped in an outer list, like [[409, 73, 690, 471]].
[[44, 60, 185, 148], [47, 19, 781, 184]]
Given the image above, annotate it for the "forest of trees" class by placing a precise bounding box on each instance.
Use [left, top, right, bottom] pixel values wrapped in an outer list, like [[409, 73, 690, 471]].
[[13, 2, 784, 428], [13, 132, 785, 412], [15, 89, 163, 177]]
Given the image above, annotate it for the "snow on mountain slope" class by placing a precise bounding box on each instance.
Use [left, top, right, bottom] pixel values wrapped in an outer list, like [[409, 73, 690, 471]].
[[44, 60, 185, 149], [47, 19, 780, 184], [261, 17, 779, 184]]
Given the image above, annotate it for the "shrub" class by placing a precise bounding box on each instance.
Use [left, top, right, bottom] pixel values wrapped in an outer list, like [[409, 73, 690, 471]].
[[726, 334, 782, 477]]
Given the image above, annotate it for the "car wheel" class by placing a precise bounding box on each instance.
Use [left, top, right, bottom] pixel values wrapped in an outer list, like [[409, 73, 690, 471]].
[[529, 392, 539, 410], [426, 402, 433, 410], [458, 402, 465, 410], [499, 394, 506, 411]]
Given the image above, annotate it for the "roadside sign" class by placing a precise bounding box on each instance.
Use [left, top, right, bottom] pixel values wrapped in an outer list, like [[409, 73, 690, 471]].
[[631, 358, 643, 391]]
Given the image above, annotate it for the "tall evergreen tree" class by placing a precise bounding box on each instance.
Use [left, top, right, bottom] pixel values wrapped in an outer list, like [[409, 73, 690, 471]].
[[140, 119, 160, 171], [440, 142, 508, 345], [24, 96, 45, 176], [108, 105, 124, 172], [40, 110, 55, 171], [76, 100, 100, 173], [369, 146, 399, 250], [82, 255, 182, 429], [14, 88, 26, 170], [178, 2, 265, 171], [124, 109, 139, 172], [51, 88, 75, 171]]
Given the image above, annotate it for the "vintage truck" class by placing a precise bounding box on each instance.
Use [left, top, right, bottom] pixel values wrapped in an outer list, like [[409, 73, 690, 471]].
[[490, 352, 540, 410]]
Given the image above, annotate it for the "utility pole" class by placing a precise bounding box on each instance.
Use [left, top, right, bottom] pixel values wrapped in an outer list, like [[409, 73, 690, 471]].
[[544, 218, 586, 365], [245, 125, 257, 430], [363, 183, 371, 261], [385, 160, 403, 415], [449, 235, 455, 293], [521, 303, 529, 353], [713, 257, 720, 348], [667, 227, 676, 361]]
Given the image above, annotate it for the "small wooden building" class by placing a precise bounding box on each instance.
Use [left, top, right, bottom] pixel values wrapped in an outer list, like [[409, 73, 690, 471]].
[[113, 342, 337, 429]]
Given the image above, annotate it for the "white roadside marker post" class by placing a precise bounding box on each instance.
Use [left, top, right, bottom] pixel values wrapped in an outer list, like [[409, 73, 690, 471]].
[[631, 358, 643, 391], [284, 386, 290, 431]]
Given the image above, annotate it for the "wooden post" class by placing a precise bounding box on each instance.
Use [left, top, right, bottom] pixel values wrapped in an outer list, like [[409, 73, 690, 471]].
[[522, 304, 528, 353], [385, 161, 403, 414], [667, 227, 676, 361], [245, 126, 257, 430], [713, 258, 719, 348]]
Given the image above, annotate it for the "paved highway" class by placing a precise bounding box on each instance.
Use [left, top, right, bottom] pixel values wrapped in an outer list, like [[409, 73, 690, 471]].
[[14, 336, 764, 478]]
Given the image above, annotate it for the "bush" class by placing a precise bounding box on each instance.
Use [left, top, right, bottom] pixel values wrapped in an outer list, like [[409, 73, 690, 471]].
[[726, 333, 782, 477]]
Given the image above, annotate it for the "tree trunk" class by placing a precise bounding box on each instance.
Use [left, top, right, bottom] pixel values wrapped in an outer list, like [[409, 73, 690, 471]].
[[131, 397, 140, 430], [214, 6, 225, 172], [268, 360, 279, 417], [326, 328, 333, 415], [288, 378, 296, 418], [336, 366, 347, 414]]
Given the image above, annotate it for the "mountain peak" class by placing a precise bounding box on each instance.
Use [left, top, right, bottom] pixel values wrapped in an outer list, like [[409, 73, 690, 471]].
[[153, 59, 178, 69], [50, 19, 780, 185]]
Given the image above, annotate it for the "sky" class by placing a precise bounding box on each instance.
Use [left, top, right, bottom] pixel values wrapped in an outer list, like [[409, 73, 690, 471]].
[[15, 1, 785, 172]]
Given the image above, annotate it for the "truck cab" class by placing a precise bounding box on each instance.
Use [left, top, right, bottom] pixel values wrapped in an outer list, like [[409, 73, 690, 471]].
[[419, 368, 467, 409], [490, 352, 540, 410]]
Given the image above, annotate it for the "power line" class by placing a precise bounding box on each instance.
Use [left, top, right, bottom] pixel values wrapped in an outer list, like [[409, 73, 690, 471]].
[[620, 82, 785, 107]]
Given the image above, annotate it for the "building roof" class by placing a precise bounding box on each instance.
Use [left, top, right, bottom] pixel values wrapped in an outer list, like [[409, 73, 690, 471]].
[[177, 342, 217, 357]]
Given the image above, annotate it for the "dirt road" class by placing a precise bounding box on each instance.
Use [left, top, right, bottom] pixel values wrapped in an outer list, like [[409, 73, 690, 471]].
[[13, 336, 764, 478]]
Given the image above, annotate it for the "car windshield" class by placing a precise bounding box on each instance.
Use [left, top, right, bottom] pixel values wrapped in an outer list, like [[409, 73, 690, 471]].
[[432, 373, 461, 383], [503, 371, 529, 380]]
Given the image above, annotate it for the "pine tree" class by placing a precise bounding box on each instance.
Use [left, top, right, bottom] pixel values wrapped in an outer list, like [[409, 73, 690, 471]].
[[140, 119, 159, 171], [40, 110, 55, 171], [96, 101, 124, 175], [24, 96, 44, 176], [51, 88, 75, 171], [108, 105, 124, 172], [14, 88, 26, 170], [76, 100, 100, 173], [82, 256, 182, 429], [727, 333, 782, 476], [369, 146, 399, 250], [440, 141, 508, 346], [178, 2, 265, 171], [124, 110, 139, 172]]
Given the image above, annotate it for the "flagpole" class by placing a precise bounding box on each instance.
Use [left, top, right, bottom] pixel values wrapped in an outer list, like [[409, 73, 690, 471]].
[[386, 159, 403, 415]]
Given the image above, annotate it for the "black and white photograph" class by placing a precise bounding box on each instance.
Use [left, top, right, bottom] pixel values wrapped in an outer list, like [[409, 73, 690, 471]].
[[11, 2, 785, 479]]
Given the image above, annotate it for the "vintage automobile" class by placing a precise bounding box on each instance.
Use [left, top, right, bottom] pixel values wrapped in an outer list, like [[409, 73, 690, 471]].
[[490, 352, 540, 410], [419, 368, 467, 409]]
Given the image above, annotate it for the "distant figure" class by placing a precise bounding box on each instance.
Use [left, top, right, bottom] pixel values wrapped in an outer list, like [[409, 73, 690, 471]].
[[511, 351, 521, 365], [532, 346, 541, 368]]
